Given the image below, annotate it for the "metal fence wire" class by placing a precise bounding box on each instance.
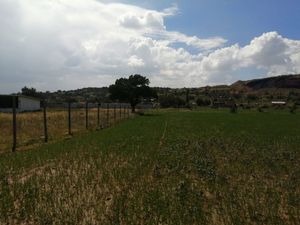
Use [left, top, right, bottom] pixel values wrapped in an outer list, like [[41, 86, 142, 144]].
[[0, 99, 131, 154]]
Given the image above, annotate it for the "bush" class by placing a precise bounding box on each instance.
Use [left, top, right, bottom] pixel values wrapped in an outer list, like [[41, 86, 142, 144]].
[[230, 104, 238, 113], [257, 104, 269, 112], [290, 103, 297, 114], [257, 106, 264, 112], [159, 95, 186, 108], [196, 97, 211, 106], [246, 94, 258, 101], [136, 110, 145, 116]]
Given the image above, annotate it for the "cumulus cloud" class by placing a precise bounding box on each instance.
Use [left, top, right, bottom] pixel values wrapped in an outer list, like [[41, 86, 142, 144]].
[[119, 12, 165, 30], [0, 0, 300, 93], [182, 32, 300, 85], [119, 3, 178, 30], [128, 55, 145, 67]]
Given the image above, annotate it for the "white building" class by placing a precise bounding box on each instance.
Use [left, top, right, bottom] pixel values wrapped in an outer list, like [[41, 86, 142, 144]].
[[0, 95, 41, 112], [271, 101, 286, 105]]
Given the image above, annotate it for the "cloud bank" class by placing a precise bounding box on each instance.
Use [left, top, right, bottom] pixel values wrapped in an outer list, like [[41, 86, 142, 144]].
[[0, 0, 300, 93]]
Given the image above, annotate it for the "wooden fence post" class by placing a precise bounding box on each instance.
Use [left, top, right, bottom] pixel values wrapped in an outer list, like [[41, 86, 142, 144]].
[[12, 96, 17, 152], [119, 104, 122, 120], [86, 101, 89, 129], [114, 104, 116, 124], [123, 105, 126, 119], [43, 100, 48, 143], [97, 103, 100, 127], [107, 103, 109, 127], [68, 102, 72, 135]]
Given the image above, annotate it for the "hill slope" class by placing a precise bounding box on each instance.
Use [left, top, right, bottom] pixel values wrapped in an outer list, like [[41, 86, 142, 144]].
[[231, 74, 300, 91]]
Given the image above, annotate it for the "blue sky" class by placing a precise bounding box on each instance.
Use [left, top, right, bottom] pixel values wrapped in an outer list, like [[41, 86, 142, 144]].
[[0, 0, 300, 93], [127, 0, 300, 45]]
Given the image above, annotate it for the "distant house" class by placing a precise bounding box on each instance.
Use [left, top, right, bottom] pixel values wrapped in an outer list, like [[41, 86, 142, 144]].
[[0, 95, 41, 112], [271, 101, 286, 105]]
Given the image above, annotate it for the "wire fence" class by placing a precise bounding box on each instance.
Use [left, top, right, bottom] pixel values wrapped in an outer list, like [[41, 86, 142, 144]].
[[0, 100, 131, 154]]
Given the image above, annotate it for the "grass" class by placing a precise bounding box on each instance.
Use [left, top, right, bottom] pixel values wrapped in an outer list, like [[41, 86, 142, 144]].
[[0, 109, 299, 224]]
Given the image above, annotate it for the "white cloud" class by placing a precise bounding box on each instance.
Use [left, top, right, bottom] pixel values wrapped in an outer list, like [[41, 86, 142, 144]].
[[128, 55, 145, 67], [162, 4, 179, 16], [238, 32, 300, 77], [0, 0, 300, 93], [157, 31, 228, 50], [148, 31, 300, 86], [119, 11, 165, 30]]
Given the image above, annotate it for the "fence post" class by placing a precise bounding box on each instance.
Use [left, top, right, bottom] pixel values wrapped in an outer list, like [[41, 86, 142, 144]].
[[68, 102, 72, 135], [119, 104, 122, 120], [114, 104, 116, 124], [12, 96, 17, 152], [106, 103, 109, 127], [123, 105, 126, 119], [86, 101, 89, 129], [43, 100, 48, 143], [97, 103, 100, 128]]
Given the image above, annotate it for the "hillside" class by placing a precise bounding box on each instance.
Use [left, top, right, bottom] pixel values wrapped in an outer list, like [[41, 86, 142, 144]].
[[231, 74, 300, 91], [44, 87, 109, 103]]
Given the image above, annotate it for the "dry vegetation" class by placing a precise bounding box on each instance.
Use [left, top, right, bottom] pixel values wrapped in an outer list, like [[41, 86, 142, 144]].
[[0, 109, 299, 224], [0, 108, 129, 154]]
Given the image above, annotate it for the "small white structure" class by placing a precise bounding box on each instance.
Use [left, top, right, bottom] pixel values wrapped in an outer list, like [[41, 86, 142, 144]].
[[271, 101, 286, 105], [0, 95, 41, 112]]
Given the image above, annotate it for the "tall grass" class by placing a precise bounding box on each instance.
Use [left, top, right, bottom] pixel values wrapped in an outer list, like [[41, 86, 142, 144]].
[[0, 108, 127, 154]]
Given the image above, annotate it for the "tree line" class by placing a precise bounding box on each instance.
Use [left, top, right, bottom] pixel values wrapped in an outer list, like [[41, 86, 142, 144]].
[[17, 74, 300, 112]]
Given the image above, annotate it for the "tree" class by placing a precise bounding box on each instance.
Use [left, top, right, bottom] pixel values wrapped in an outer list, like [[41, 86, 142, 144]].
[[185, 88, 190, 106], [21, 86, 41, 98], [109, 75, 157, 112]]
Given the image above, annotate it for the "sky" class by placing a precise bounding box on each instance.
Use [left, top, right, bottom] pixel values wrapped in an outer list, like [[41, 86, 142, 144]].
[[1, 0, 300, 93]]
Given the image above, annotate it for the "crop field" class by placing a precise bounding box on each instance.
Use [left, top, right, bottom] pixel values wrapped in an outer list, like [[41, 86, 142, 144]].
[[0, 108, 128, 154], [0, 109, 299, 224]]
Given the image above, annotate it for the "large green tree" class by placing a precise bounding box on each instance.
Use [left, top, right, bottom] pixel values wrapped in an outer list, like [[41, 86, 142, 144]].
[[21, 86, 41, 98], [109, 75, 157, 112]]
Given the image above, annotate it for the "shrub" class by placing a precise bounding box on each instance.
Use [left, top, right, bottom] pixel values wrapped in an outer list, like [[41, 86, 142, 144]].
[[257, 106, 264, 112], [136, 110, 145, 115], [290, 103, 297, 114], [196, 97, 211, 106], [230, 103, 238, 113], [159, 95, 186, 108]]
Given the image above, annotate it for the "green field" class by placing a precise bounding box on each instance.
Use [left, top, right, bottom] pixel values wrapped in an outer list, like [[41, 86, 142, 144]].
[[0, 109, 299, 224]]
